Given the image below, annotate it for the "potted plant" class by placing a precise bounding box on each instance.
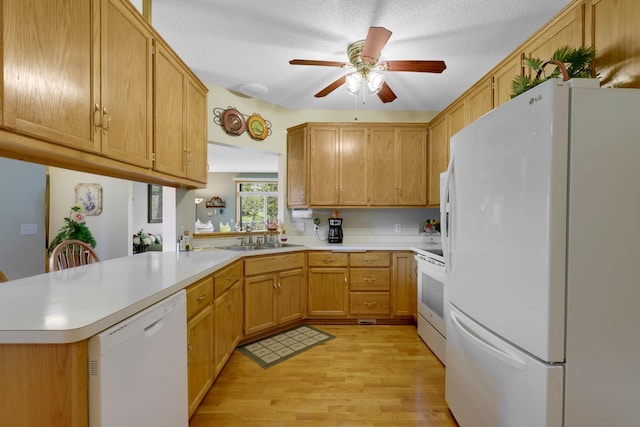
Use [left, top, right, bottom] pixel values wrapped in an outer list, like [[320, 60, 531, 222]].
[[511, 45, 596, 98], [48, 205, 97, 255]]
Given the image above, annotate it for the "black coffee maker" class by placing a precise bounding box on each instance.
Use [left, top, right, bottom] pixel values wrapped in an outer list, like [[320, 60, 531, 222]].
[[328, 217, 343, 243]]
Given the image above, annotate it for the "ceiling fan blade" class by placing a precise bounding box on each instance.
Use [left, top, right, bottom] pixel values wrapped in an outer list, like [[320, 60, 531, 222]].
[[289, 59, 346, 67], [384, 60, 447, 73], [361, 27, 392, 64], [377, 82, 397, 103], [314, 75, 347, 98]]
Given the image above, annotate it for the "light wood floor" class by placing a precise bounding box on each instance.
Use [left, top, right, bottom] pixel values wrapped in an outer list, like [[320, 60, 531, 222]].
[[190, 325, 458, 427]]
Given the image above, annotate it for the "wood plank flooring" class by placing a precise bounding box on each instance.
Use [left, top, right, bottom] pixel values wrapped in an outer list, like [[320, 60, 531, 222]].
[[190, 325, 458, 427]]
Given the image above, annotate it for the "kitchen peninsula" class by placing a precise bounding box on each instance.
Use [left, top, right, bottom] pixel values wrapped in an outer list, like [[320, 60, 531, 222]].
[[0, 242, 428, 426]]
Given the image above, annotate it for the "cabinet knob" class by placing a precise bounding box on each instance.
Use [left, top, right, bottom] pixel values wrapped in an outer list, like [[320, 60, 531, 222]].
[[196, 295, 206, 303], [94, 104, 102, 131]]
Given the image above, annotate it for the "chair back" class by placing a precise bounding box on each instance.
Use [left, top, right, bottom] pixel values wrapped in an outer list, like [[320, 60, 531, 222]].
[[49, 240, 99, 271]]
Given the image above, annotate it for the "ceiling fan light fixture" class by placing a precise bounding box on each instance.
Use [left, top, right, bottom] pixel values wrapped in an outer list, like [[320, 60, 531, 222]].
[[367, 70, 385, 94], [345, 73, 362, 95]]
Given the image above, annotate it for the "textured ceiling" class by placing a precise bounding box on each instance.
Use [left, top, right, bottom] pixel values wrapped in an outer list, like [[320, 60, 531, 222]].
[[136, 0, 573, 112]]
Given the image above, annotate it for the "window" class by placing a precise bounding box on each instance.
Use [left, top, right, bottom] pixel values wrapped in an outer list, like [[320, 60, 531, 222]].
[[236, 180, 278, 231]]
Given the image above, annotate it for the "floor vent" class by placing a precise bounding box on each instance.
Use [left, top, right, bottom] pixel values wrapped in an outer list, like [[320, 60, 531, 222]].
[[357, 319, 376, 325]]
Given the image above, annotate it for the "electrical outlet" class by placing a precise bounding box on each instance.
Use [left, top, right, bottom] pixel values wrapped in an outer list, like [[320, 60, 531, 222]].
[[21, 223, 38, 235], [395, 224, 402, 233], [293, 222, 304, 232]]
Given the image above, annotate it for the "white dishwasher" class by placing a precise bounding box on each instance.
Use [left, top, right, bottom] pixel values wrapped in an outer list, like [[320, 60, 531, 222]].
[[89, 290, 188, 427]]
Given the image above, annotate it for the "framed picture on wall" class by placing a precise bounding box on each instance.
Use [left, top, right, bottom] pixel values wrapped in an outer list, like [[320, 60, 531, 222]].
[[75, 183, 103, 216], [148, 184, 163, 223]]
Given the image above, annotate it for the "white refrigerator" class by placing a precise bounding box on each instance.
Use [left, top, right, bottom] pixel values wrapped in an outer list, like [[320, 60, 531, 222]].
[[442, 78, 640, 427]]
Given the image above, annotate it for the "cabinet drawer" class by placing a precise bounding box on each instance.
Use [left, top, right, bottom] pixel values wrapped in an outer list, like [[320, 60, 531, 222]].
[[244, 252, 305, 276], [349, 292, 390, 315], [214, 261, 242, 295], [186, 276, 213, 319], [349, 252, 390, 267], [350, 268, 390, 291], [308, 251, 349, 267]]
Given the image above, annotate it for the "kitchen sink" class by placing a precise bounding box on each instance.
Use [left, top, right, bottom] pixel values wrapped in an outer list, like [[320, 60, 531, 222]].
[[215, 243, 304, 251]]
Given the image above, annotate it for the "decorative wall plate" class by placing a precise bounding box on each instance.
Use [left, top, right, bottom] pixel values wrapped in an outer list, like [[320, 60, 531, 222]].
[[222, 108, 246, 135], [247, 114, 268, 140]]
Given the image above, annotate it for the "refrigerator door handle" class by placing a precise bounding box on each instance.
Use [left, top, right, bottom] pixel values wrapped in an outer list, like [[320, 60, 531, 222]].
[[443, 157, 454, 271], [450, 310, 526, 370]]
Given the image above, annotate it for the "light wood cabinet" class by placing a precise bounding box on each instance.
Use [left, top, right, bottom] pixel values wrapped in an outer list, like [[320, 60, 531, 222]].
[[427, 115, 448, 208], [287, 122, 427, 208], [0, 0, 207, 188], [244, 253, 305, 336], [307, 252, 349, 318], [493, 53, 523, 108], [186, 276, 214, 417], [392, 252, 417, 319], [307, 125, 368, 206], [213, 280, 242, 376], [349, 252, 391, 317], [2, 0, 153, 167], [286, 124, 308, 207], [153, 42, 208, 184], [467, 77, 493, 124], [212, 261, 243, 376], [523, 4, 585, 74], [368, 125, 428, 206]]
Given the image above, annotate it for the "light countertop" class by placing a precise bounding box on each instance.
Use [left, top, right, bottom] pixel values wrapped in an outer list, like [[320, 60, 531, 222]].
[[0, 241, 439, 344]]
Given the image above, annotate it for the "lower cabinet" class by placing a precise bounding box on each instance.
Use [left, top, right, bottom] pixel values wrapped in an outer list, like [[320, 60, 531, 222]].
[[307, 252, 349, 318], [186, 276, 214, 418], [213, 280, 242, 376], [244, 253, 306, 336], [392, 251, 417, 319], [213, 261, 243, 377], [349, 252, 391, 318]]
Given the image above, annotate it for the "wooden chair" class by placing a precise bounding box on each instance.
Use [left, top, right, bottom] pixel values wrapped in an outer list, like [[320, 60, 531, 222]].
[[49, 240, 100, 271], [0, 270, 7, 282]]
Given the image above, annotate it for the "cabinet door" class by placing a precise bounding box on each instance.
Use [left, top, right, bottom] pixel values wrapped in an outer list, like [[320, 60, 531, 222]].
[[187, 304, 213, 417], [244, 274, 277, 335], [100, 0, 153, 167], [392, 252, 416, 318], [152, 42, 186, 178], [229, 280, 244, 349], [448, 100, 467, 139], [493, 54, 522, 108], [2, 0, 99, 152], [213, 293, 230, 376], [524, 5, 584, 73], [307, 268, 349, 317], [367, 127, 397, 206], [185, 76, 208, 183], [276, 268, 304, 324], [287, 125, 307, 207], [308, 126, 339, 205], [396, 126, 427, 206], [339, 126, 368, 206], [468, 77, 493, 124], [427, 115, 448, 207]]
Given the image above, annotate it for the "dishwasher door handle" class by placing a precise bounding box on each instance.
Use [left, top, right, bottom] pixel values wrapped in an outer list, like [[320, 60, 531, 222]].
[[144, 318, 164, 336]]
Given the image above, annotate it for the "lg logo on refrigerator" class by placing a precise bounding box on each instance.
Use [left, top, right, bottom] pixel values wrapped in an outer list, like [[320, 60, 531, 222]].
[[529, 94, 542, 105]]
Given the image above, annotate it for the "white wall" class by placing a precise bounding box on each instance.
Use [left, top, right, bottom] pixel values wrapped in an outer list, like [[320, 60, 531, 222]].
[[49, 167, 130, 261], [0, 158, 46, 280]]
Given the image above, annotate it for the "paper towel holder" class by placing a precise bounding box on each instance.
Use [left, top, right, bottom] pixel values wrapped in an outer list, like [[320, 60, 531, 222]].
[[291, 208, 313, 219]]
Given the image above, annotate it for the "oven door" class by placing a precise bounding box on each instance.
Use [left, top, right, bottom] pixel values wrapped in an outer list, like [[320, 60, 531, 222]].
[[416, 255, 447, 336]]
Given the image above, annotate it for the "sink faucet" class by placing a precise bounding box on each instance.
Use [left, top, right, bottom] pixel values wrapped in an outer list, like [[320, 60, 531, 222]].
[[242, 225, 253, 246]]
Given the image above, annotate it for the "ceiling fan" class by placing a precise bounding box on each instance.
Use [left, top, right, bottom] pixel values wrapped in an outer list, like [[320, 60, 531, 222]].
[[289, 26, 446, 103]]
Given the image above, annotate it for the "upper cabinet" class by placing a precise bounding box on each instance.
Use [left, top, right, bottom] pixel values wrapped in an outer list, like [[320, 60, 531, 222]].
[[153, 42, 208, 184], [426, 0, 591, 207], [99, 0, 153, 168], [287, 122, 428, 208], [369, 125, 428, 206], [0, 0, 208, 188]]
